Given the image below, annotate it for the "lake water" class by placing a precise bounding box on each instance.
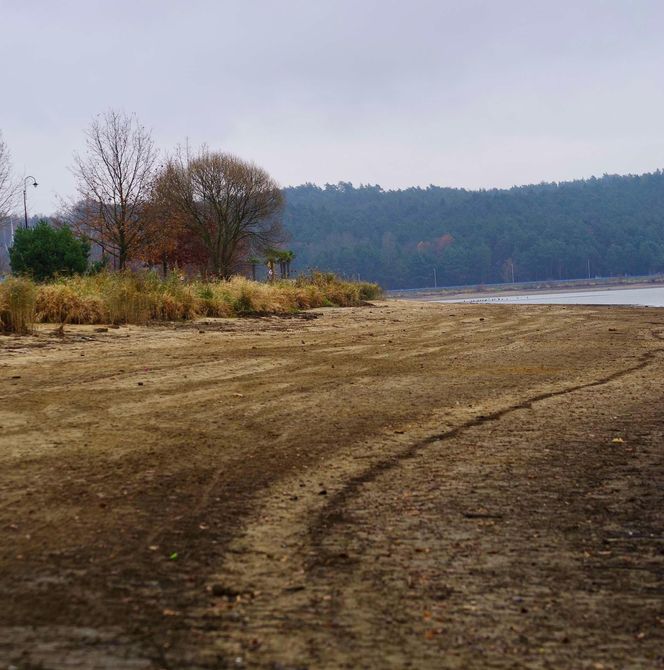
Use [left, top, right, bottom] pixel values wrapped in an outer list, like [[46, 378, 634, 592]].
[[436, 286, 664, 307]]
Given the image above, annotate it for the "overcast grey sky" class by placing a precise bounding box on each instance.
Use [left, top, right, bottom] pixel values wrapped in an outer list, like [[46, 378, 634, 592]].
[[1, 0, 663, 214]]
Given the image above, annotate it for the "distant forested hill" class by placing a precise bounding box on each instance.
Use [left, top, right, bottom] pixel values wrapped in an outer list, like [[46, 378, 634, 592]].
[[282, 172, 664, 289]]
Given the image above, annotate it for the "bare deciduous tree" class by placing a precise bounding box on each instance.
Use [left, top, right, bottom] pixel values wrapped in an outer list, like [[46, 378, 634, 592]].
[[0, 131, 17, 222], [71, 110, 158, 269], [159, 148, 285, 278]]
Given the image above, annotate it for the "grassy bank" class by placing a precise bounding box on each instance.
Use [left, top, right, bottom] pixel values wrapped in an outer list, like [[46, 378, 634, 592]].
[[0, 272, 382, 334]]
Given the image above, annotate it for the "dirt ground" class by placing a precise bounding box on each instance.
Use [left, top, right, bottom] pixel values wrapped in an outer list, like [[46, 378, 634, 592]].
[[0, 301, 662, 669]]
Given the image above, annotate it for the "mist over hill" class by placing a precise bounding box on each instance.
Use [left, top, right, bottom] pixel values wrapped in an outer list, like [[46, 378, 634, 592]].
[[283, 171, 664, 289]]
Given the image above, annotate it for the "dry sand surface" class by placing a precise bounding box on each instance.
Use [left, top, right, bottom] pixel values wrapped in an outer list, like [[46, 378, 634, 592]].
[[0, 301, 662, 669]]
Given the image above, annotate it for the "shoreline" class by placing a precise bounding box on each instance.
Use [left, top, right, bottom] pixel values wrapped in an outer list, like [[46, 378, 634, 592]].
[[389, 277, 664, 302]]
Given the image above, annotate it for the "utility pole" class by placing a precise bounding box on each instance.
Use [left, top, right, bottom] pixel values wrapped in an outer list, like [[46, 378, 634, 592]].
[[433, 267, 437, 288]]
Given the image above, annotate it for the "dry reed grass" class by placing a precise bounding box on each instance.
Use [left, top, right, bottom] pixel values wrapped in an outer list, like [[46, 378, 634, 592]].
[[2, 271, 381, 331], [0, 277, 37, 334]]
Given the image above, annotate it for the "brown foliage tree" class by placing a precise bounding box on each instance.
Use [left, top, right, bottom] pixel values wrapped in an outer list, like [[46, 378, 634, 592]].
[[158, 148, 284, 278], [140, 183, 208, 275], [71, 110, 158, 269]]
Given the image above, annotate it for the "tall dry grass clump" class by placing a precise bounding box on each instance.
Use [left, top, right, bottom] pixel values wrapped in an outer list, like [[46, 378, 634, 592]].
[[295, 271, 382, 305], [3, 270, 381, 328], [0, 277, 37, 334], [106, 281, 151, 325], [36, 282, 106, 324]]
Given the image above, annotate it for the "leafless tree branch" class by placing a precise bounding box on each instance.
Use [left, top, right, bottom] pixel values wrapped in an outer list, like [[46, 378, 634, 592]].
[[70, 110, 158, 268], [0, 131, 18, 223]]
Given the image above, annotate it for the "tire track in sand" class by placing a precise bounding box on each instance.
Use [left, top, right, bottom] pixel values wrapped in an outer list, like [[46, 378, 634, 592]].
[[192, 333, 664, 667]]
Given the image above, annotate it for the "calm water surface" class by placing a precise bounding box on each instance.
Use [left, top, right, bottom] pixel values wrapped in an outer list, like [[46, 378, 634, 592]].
[[436, 286, 664, 307]]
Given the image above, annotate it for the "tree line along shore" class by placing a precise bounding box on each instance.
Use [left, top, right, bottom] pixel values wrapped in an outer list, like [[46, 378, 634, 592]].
[[1, 111, 298, 280]]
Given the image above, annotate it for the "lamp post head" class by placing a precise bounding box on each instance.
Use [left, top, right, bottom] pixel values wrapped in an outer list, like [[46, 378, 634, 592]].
[[32, 181, 38, 188]]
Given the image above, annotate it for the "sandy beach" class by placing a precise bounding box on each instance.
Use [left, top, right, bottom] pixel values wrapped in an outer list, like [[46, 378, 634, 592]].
[[0, 301, 662, 669]]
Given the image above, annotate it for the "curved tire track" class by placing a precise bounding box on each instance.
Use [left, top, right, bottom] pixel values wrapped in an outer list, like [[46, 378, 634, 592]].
[[309, 339, 664, 553]]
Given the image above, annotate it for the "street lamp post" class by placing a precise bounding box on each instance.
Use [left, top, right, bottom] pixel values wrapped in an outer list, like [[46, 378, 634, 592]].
[[23, 176, 38, 229]]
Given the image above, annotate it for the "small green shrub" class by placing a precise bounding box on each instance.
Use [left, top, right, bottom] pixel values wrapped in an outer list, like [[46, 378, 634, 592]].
[[232, 291, 253, 314], [358, 282, 382, 300], [9, 221, 90, 282]]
